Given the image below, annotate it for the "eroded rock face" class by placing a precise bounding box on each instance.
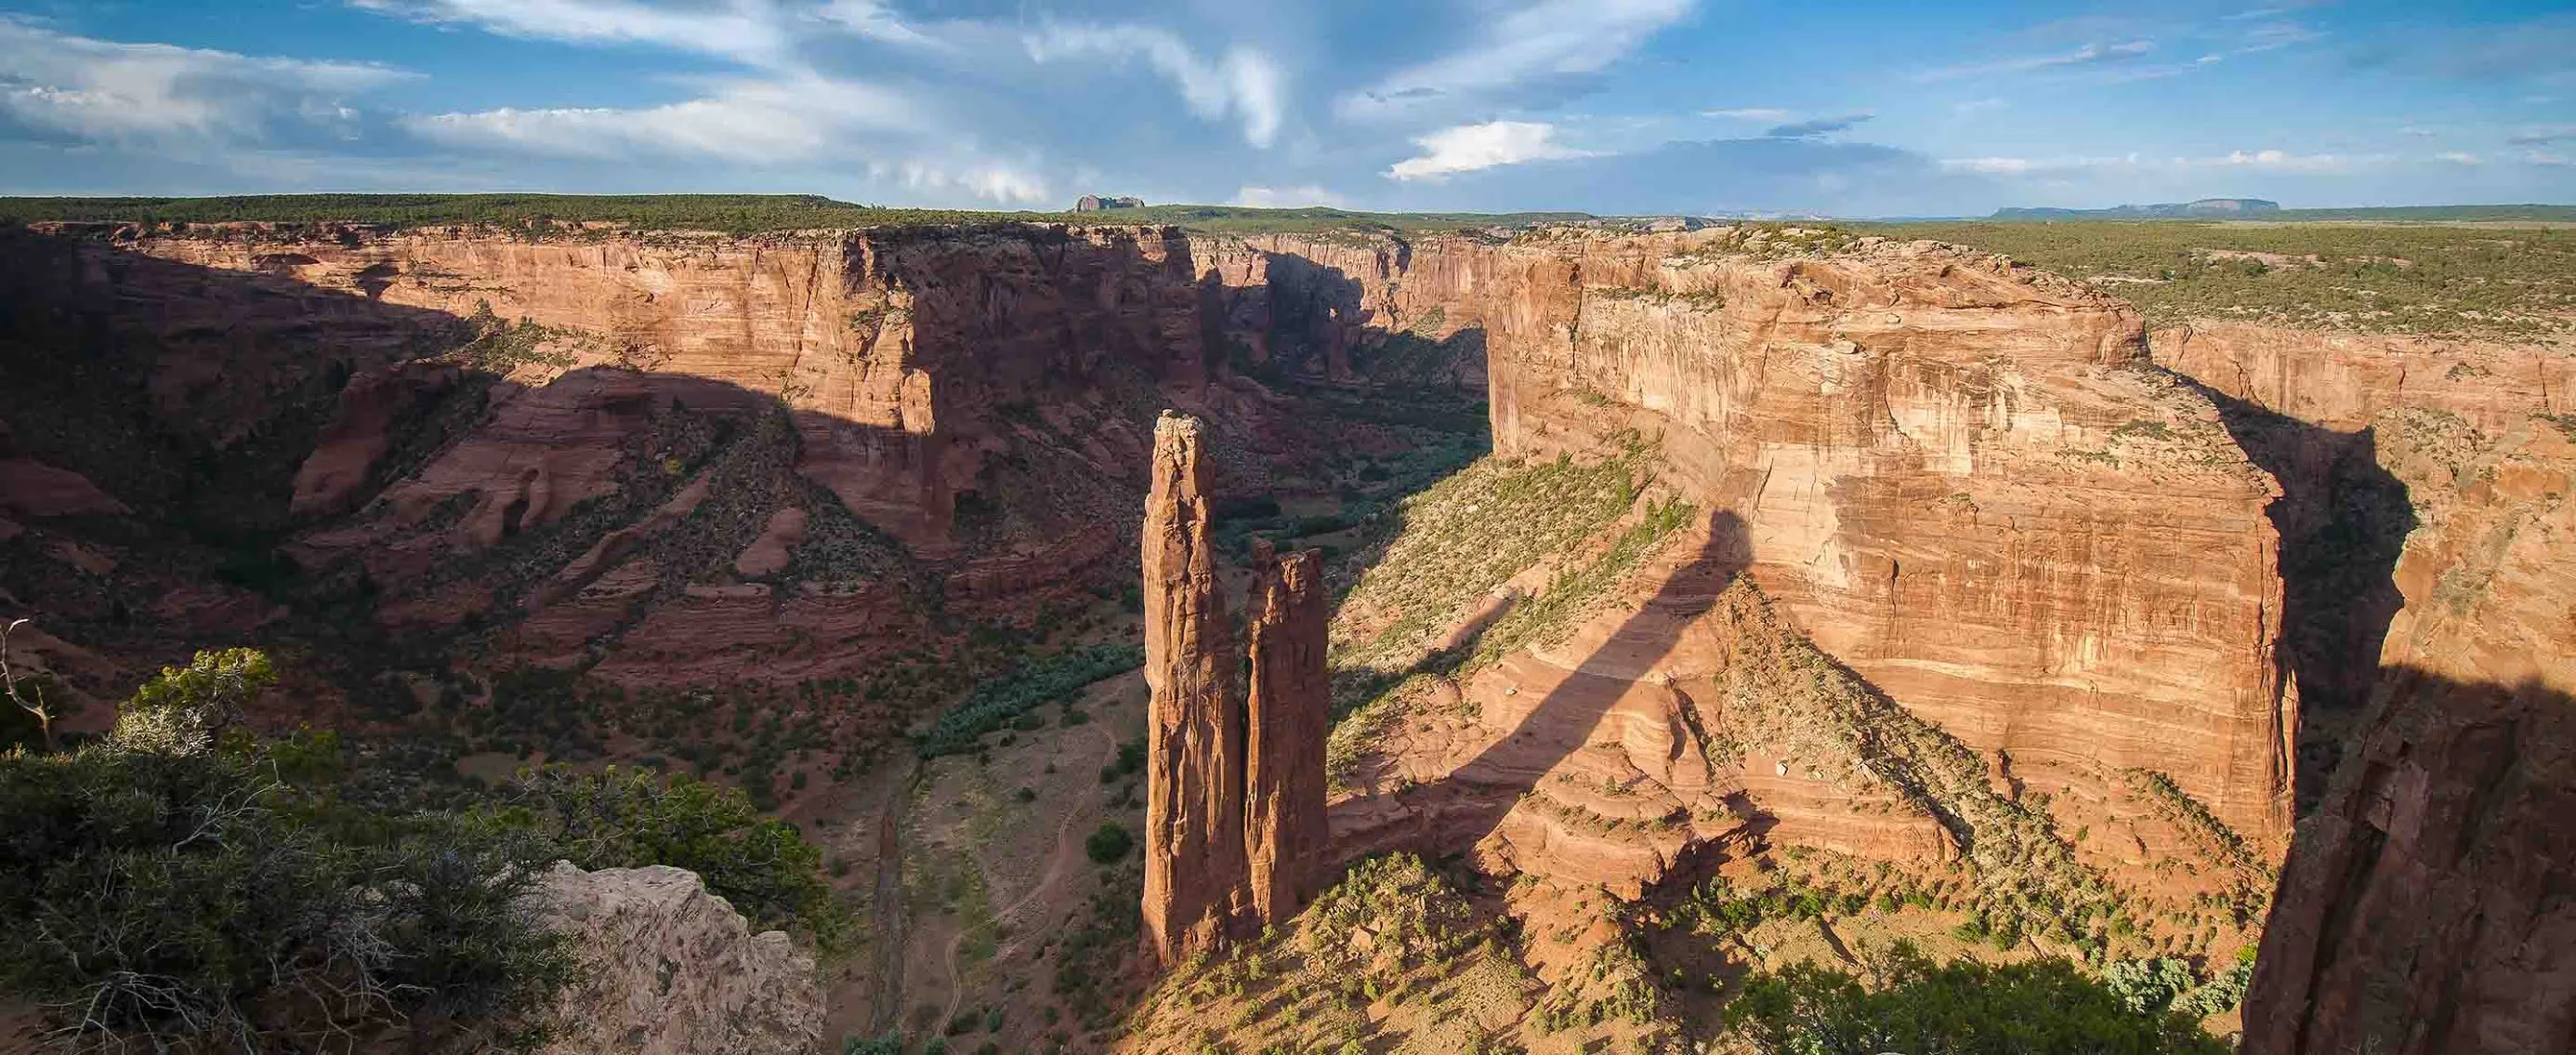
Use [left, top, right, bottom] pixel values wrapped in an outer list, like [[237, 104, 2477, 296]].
[[2224, 366, 2576, 1052], [530, 862, 820, 1055], [1141, 411, 1246, 966], [1243, 538, 1330, 930]]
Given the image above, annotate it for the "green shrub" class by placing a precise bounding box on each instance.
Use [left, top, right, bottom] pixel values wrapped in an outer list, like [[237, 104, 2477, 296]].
[[1085, 823, 1133, 864], [0, 742, 574, 1050]]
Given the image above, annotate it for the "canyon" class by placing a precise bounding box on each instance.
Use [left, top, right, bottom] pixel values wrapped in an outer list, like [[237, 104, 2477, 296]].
[[0, 213, 2565, 1049]]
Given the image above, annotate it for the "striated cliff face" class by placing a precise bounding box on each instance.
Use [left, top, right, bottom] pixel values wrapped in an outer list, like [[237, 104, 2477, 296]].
[[1140, 412, 1247, 966], [1223, 231, 2285, 853]]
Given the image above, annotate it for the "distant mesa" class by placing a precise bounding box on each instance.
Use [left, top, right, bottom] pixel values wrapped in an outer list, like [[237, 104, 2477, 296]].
[[1074, 194, 1146, 213], [1992, 198, 2281, 219]]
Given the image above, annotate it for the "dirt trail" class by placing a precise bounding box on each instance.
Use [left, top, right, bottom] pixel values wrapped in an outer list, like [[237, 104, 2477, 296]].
[[936, 720, 1120, 1026], [870, 780, 909, 1035]]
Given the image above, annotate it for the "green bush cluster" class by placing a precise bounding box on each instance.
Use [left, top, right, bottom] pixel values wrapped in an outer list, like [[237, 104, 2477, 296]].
[[915, 643, 1142, 758], [486, 764, 855, 952], [0, 659, 574, 1051], [1724, 942, 2229, 1054]]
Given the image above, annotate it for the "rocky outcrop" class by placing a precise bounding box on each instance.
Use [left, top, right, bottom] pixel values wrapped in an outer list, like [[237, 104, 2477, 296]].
[[1243, 538, 1330, 929], [288, 361, 460, 518], [0, 419, 127, 519], [529, 862, 820, 1055], [1141, 411, 1247, 966]]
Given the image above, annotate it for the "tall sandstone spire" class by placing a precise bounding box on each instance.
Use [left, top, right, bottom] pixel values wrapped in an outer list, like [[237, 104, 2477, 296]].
[[1140, 412, 1246, 966], [1243, 539, 1330, 929]]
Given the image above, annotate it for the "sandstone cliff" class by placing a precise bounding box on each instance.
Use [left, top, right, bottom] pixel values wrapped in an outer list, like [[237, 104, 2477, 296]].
[[1141, 411, 1247, 966], [530, 862, 821, 1055]]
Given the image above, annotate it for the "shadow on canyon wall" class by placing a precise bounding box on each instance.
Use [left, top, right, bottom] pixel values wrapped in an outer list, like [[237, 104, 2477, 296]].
[[2243, 666, 2576, 1054], [0, 224, 1496, 715], [2193, 383, 2417, 811], [1362, 512, 1751, 863]]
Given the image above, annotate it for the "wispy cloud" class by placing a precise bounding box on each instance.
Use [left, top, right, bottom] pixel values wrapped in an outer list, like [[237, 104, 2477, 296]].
[[1939, 149, 2373, 176], [1232, 184, 1347, 208], [1918, 39, 2153, 81], [1765, 113, 1873, 138], [1339, 0, 1693, 120], [351, 0, 788, 65], [2507, 125, 2576, 145], [2435, 152, 2483, 165], [1024, 24, 1285, 149], [403, 73, 919, 160], [1703, 107, 1791, 122], [1387, 120, 1593, 180], [0, 18, 409, 146]]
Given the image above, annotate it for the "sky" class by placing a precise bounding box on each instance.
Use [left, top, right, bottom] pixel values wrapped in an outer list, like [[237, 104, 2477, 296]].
[[0, 0, 2570, 217]]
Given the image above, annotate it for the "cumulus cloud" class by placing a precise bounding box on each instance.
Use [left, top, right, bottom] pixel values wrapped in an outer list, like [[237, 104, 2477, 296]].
[[1339, 0, 1693, 120], [1919, 39, 2155, 81], [1023, 24, 1284, 149], [1232, 184, 1348, 208], [0, 18, 408, 146], [1386, 121, 1592, 180]]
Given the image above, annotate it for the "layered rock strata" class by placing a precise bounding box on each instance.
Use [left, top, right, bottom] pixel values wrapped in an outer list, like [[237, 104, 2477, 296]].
[[1243, 538, 1330, 928], [1140, 411, 1247, 966]]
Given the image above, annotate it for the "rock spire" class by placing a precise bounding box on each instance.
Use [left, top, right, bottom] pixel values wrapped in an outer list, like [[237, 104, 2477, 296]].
[[1243, 538, 1331, 928], [1139, 413, 1331, 967]]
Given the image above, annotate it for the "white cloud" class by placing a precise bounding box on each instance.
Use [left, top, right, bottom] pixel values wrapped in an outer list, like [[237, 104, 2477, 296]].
[[1939, 156, 2039, 175], [1387, 121, 1592, 180], [1339, 0, 1694, 120], [353, 0, 789, 64], [404, 74, 919, 160], [868, 158, 1050, 204], [1919, 40, 2154, 81], [2399, 125, 2441, 137], [2435, 151, 2483, 165], [1023, 24, 1284, 149], [0, 19, 408, 145], [2526, 151, 2573, 168], [1232, 184, 1347, 208], [1953, 99, 2008, 115], [2508, 125, 2576, 145], [1703, 107, 1791, 121], [808, 0, 940, 48]]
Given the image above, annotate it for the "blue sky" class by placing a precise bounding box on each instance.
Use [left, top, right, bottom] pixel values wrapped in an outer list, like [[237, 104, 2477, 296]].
[[0, 0, 2569, 216]]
